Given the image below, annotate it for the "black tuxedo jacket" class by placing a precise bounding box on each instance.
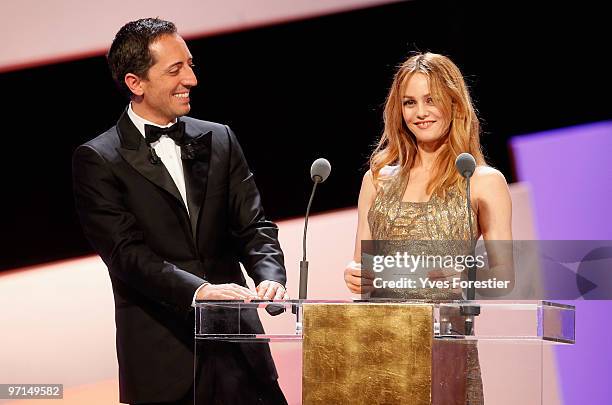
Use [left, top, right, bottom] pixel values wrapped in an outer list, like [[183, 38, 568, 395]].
[[72, 110, 286, 403]]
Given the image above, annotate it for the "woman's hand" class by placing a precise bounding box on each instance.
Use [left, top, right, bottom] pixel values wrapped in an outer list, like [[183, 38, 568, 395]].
[[426, 267, 462, 294], [344, 260, 375, 294]]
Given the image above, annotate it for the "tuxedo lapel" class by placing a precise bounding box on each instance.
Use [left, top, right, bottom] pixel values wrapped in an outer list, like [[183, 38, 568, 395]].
[[181, 121, 212, 240], [116, 110, 187, 213]]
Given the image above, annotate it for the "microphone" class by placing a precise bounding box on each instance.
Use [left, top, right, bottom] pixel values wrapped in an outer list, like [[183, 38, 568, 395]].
[[299, 158, 331, 300], [455, 153, 476, 253], [455, 152, 476, 178], [270, 158, 331, 318], [455, 153, 480, 335], [310, 158, 332, 183]]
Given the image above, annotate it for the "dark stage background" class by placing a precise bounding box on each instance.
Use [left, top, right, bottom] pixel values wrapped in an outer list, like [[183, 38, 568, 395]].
[[1, 0, 609, 271]]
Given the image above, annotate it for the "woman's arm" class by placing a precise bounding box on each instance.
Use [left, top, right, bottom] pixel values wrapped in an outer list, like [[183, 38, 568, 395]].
[[353, 170, 377, 261], [473, 166, 515, 295], [345, 170, 377, 294], [473, 166, 512, 240]]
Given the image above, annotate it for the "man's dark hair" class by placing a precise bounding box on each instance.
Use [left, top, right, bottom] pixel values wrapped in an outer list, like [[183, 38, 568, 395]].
[[107, 18, 177, 98]]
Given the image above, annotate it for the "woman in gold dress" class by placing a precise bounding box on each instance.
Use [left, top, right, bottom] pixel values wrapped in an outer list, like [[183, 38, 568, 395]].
[[343, 52, 513, 405]]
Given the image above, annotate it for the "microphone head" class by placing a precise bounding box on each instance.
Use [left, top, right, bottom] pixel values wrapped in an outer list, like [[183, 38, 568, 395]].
[[455, 152, 476, 178], [311, 158, 331, 183]]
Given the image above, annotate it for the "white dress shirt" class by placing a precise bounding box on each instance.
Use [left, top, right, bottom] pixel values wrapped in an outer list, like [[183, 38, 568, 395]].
[[127, 103, 189, 215], [126, 104, 207, 303]]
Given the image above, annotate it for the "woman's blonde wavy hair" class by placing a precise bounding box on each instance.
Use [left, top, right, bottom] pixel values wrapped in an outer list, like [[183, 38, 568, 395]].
[[370, 52, 486, 197]]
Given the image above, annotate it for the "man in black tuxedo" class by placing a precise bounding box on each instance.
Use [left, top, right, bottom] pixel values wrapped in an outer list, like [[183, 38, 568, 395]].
[[72, 18, 288, 405]]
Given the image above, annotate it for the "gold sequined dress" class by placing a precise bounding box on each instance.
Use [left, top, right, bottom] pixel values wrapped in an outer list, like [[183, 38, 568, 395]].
[[367, 167, 484, 405]]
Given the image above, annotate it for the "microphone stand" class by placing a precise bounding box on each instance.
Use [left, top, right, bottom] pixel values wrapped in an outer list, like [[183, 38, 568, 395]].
[[293, 178, 320, 326], [300, 179, 318, 300], [459, 174, 480, 336]]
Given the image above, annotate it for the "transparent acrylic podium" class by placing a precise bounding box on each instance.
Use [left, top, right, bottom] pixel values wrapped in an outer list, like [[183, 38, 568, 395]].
[[194, 300, 575, 405]]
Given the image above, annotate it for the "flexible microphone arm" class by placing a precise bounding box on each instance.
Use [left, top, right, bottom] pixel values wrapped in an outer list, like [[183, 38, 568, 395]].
[[293, 159, 330, 327], [461, 172, 480, 335], [298, 158, 331, 301], [299, 178, 320, 299], [455, 153, 480, 335], [465, 174, 476, 300]]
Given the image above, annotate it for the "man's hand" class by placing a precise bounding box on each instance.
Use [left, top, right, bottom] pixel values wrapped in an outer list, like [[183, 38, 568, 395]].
[[256, 280, 289, 300], [196, 283, 259, 300], [344, 260, 375, 294]]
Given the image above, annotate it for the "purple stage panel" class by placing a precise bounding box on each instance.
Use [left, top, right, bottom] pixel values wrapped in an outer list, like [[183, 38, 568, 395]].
[[554, 300, 612, 405], [510, 121, 612, 240], [510, 121, 612, 405]]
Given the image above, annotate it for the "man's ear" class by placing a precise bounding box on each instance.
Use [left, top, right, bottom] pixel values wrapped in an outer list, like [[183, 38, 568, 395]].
[[125, 73, 145, 97]]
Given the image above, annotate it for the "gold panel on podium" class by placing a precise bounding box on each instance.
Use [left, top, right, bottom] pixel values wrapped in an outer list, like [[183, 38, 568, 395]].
[[302, 303, 433, 405]]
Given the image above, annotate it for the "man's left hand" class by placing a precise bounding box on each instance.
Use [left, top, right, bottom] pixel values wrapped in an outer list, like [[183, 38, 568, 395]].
[[256, 280, 289, 300]]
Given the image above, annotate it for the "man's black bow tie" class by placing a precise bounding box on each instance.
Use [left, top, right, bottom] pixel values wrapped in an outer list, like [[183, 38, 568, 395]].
[[143, 121, 210, 165], [144, 121, 186, 145]]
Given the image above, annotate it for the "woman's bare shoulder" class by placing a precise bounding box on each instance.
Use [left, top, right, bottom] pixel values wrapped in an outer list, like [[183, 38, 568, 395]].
[[472, 165, 510, 200], [473, 165, 507, 183]]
